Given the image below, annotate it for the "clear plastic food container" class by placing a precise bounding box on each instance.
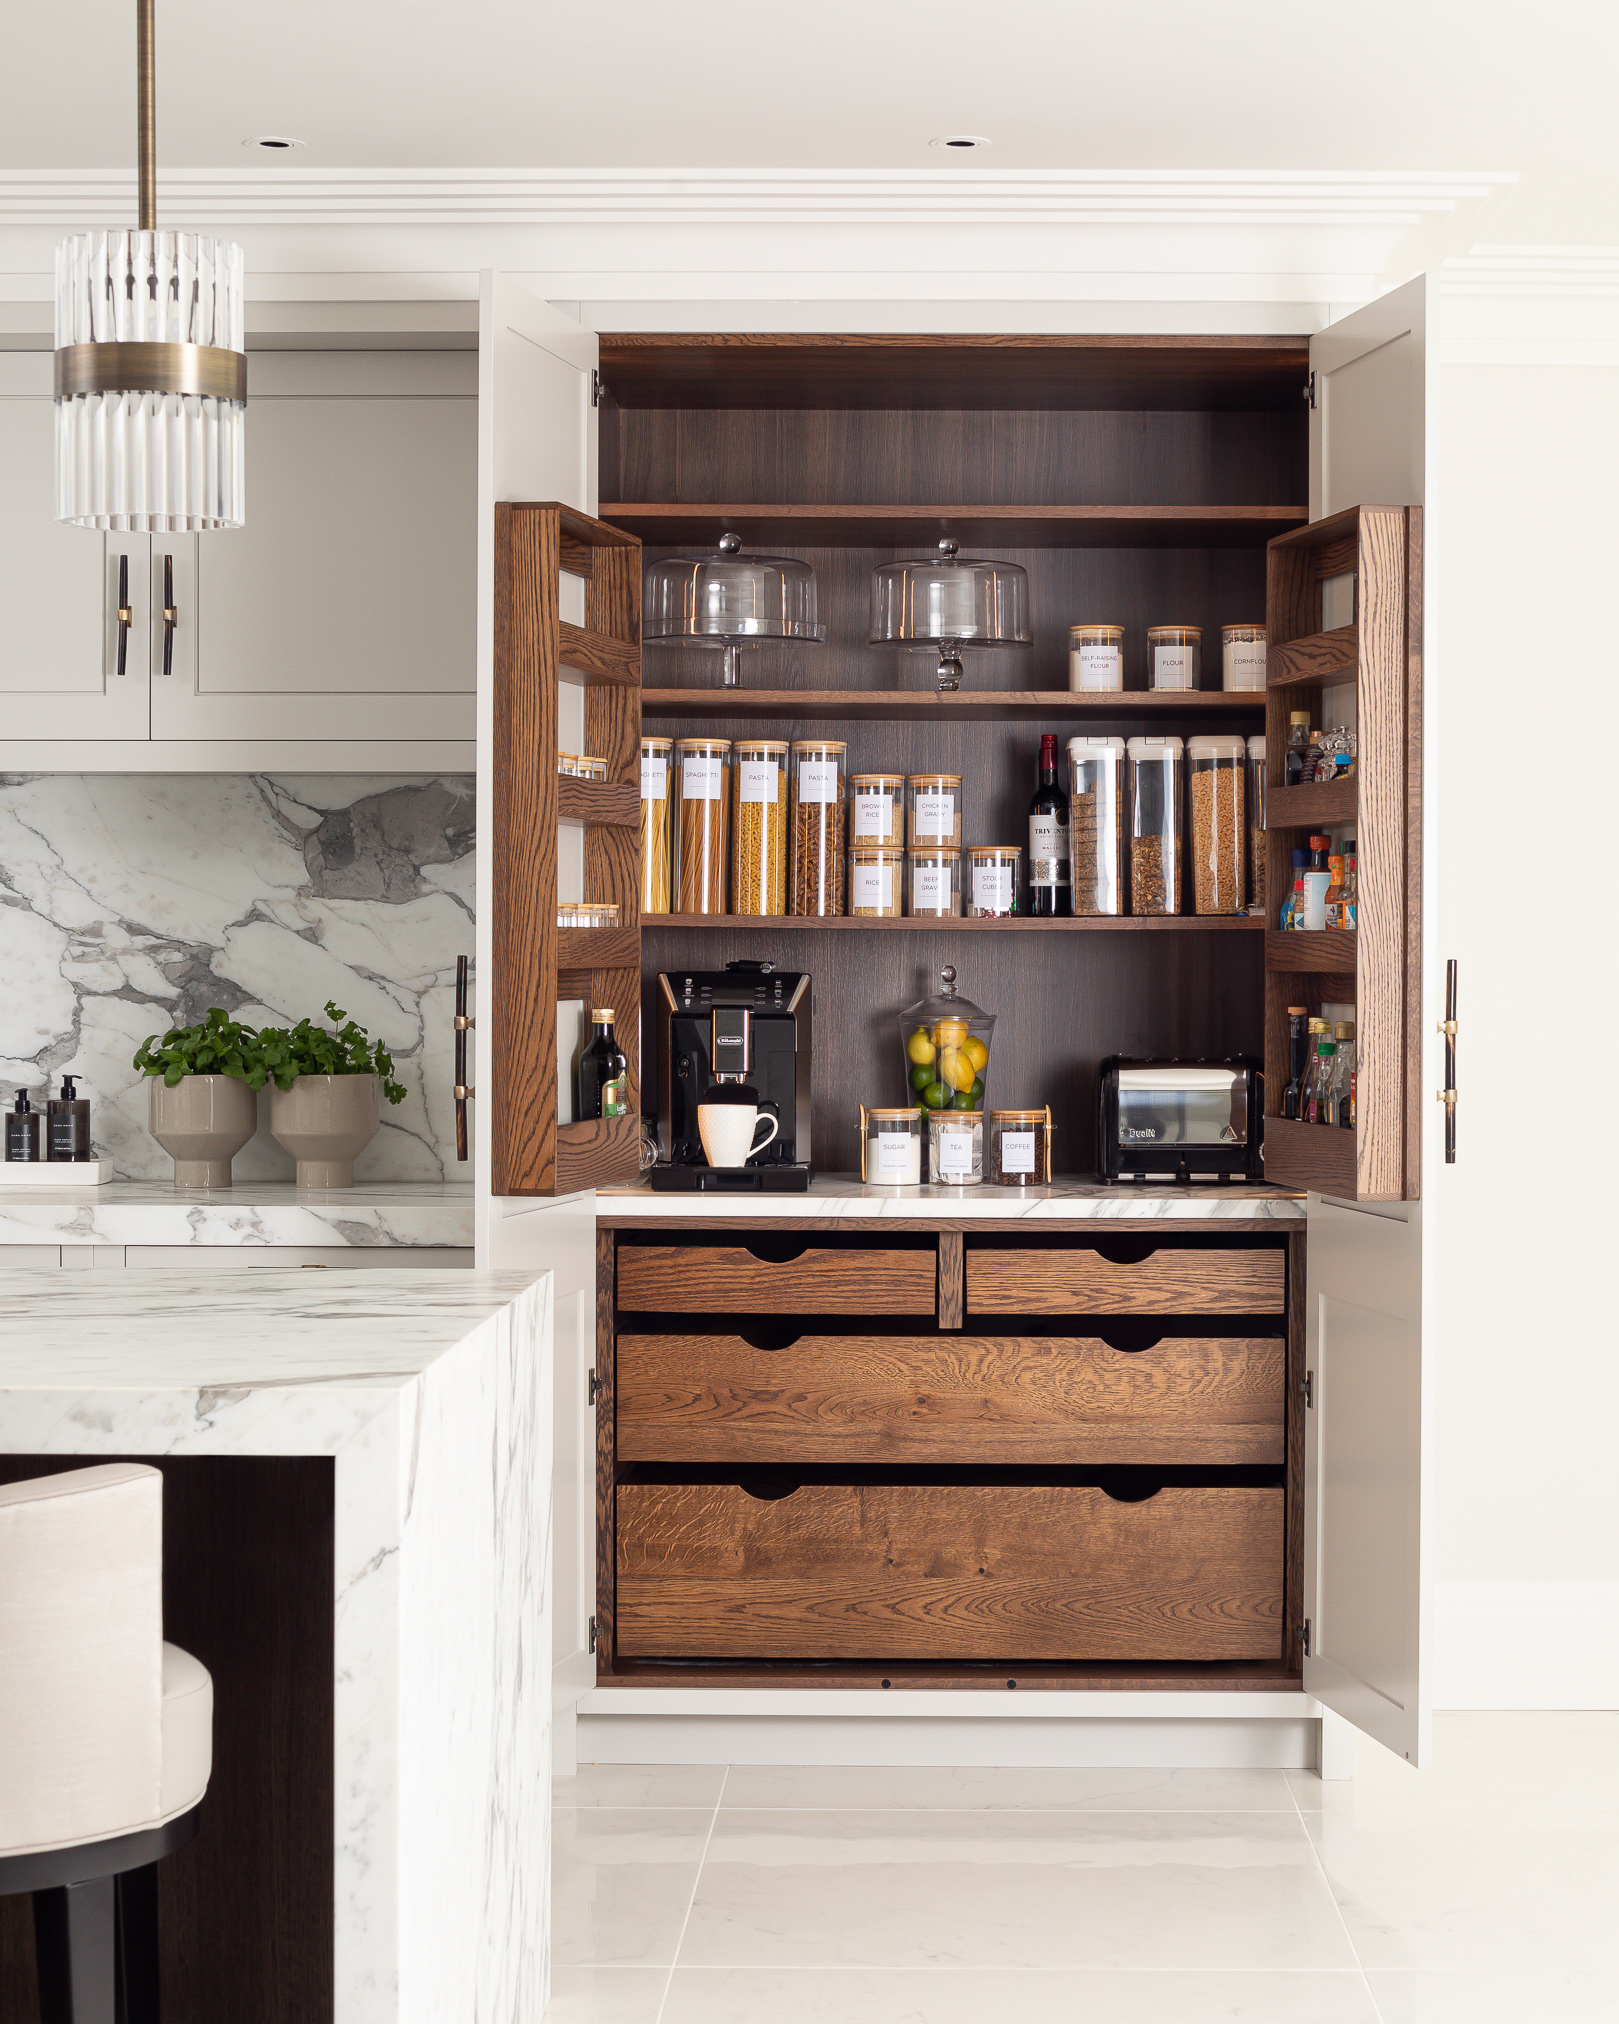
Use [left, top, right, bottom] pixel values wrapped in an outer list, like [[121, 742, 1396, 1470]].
[[860, 1104, 924, 1186], [1188, 734, 1247, 915], [1127, 735, 1184, 915], [908, 846, 962, 918], [673, 737, 731, 914], [907, 772, 964, 847], [790, 739, 847, 916], [1069, 623, 1124, 692], [732, 738, 789, 916], [1222, 624, 1267, 692], [966, 844, 1020, 917], [849, 771, 904, 845], [929, 1108, 984, 1186], [1246, 733, 1267, 915], [639, 735, 672, 913], [1066, 735, 1125, 916], [848, 845, 904, 918], [1148, 624, 1201, 691]]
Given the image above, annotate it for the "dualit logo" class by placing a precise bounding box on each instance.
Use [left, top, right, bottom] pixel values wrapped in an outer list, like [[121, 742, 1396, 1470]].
[[1121, 1125, 1159, 1140]]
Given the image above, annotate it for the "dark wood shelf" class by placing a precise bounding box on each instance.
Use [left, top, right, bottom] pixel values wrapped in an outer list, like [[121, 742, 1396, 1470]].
[[1266, 777, 1357, 828], [645, 914, 1263, 933], [558, 620, 639, 685], [1266, 929, 1356, 975], [642, 687, 1267, 724], [557, 924, 639, 969], [556, 776, 638, 826], [1269, 624, 1358, 687], [1263, 1113, 1357, 1196], [605, 502, 1307, 550]]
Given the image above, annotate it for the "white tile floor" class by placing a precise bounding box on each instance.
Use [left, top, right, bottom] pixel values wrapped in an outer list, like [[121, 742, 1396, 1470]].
[[549, 1715, 1619, 2022]]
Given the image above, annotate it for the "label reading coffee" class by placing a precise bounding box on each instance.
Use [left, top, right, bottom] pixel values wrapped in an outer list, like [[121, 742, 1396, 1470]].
[[640, 754, 667, 799], [1000, 1129, 1036, 1175], [738, 760, 778, 803], [681, 754, 723, 800]]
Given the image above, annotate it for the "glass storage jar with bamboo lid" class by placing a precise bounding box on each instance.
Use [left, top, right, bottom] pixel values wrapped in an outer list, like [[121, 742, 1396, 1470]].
[[790, 739, 847, 916], [850, 772, 904, 845], [1066, 735, 1125, 916], [557, 753, 608, 780], [966, 844, 1020, 917], [673, 737, 731, 915], [639, 735, 673, 913], [1127, 735, 1184, 915], [907, 772, 963, 847], [848, 845, 904, 918], [1187, 734, 1247, 915], [1069, 623, 1125, 692], [908, 846, 962, 918], [860, 1104, 924, 1186], [1222, 624, 1267, 691], [1148, 624, 1201, 691], [929, 1107, 984, 1185], [987, 1107, 1053, 1186], [732, 738, 789, 916], [557, 901, 621, 929]]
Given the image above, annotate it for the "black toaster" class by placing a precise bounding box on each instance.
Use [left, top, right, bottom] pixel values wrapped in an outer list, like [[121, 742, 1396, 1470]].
[[1096, 1057, 1263, 1182]]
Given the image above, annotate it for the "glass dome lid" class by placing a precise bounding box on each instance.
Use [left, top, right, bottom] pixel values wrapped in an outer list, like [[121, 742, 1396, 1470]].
[[645, 533, 826, 688], [869, 541, 1032, 691]]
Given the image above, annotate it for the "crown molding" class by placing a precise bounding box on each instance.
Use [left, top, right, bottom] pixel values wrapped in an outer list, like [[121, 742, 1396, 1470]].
[[0, 166, 1517, 229], [1440, 244, 1619, 295]]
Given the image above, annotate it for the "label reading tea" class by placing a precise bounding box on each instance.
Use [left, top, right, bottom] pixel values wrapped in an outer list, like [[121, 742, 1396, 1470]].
[[999, 1129, 1036, 1175], [640, 755, 667, 800], [914, 791, 955, 834], [1152, 645, 1195, 690], [853, 790, 894, 839], [850, 860, 895, 911], [937, 1126, 974, 1179], [972, 863, 1015, 914], [1076, 643, 1122, 691], [738, 759, 779, 803], [873, 1130, 917, 1181], [797, 759, 840, 803], [911, 864, 950, 911], [681, 754, 724, 800]]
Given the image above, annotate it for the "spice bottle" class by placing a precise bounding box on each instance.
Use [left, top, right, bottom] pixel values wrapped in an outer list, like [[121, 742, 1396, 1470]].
[[1281, 848, 1308, 930], [1300, 834, 1332, 931], [1306, 1039, 1338, 1124], [4, 1089, 41, 1162], [1341, 843, 1358, 929], [1285, 712, 1312, 787], [1331, 1021, 1357, 1128], [1282, 1006, 1310, 1119], [1324, 851, 1346, 929], [47, 1074, 92, 1162]]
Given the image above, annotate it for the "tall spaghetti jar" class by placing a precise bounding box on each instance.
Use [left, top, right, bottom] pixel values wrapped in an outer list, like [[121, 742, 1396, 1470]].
[[732, 738, 788, 916], [790, 738, 847, 916], [673, 737, 731, 913], [639, 735, 673, 913]]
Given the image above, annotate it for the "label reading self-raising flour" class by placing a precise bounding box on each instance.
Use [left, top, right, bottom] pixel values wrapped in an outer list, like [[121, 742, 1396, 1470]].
[[681, 754, 724, 800], [1077, 643, 1122, 690], [640, 755, 667, 800], [972, 863, 1014, 913], [850, 860, 895, 911], [797, 759, 839, 802], [1000, 1129, 1036, 1175], [1029, 811, 1071, 886], [738, 760, 778, 803]]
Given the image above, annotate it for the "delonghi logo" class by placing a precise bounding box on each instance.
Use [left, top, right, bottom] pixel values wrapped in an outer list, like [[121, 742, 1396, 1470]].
[[1120, 1125, 1159, 1140]]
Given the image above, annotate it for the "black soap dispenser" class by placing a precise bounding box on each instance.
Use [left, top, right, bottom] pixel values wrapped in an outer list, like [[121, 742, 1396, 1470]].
[[47, 1075, 93, 1162], [4, 1089, 41, 1163]]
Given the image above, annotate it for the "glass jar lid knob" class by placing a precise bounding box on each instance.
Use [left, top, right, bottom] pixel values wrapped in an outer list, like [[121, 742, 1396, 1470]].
[[940, 964, 957, 997], [719, 532, 742, 554]]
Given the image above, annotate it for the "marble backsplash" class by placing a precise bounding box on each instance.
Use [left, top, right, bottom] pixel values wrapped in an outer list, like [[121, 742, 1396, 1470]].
[[0, 774, 474, 1182]]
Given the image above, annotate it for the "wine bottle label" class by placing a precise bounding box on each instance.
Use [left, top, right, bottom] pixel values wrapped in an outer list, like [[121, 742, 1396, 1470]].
[[1029, 811, 1071, 884], [603, 1074, 628, 1119]]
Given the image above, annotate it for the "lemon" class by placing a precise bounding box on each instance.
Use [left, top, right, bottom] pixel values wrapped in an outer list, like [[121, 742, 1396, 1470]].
[[941, 1047, 977, 1094], [933, 1017, 967, 1050], [906, 1027, 936, 1067], [963, 1035, 988, 1074]]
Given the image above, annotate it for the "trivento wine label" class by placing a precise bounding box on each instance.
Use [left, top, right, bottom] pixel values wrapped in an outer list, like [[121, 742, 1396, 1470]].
[[1223, 638, 1266, 689], [1076, 643, 1122, 690], [972, 863, 1014, 913], [681, 753, 724, 800], [1000, 1129, 1036, 1174], [853, 790, 894, 838], [640, 754, 667, 800], [912, 864, 950, 910], [1028, 811, 1071, 885], [850, 859, 895, 910], [873, 1131, 915, 1179], [914, 791, 955, 832], [1152, 644, 1195, 690], [938, 1127, 974, 1177], [738, 759, 778, 803], [797, 759, 839, 802]]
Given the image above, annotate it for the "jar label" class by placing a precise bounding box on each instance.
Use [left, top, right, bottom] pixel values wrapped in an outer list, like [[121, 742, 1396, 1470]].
[[682, 754, 724, 800], [640, 755, 667, 800], [972, 863, 1014, 913], [912, 864, 950, 910], [853, 790, 894, 838], [851, 860, 894, 911], [1302, 870, 1331, 931], [797, 758, 840, 802], [872, 1131, 917, 1180], [1153, 645, 1194, 689], [1224, 639, 1267, 689], [738, 759, 779, 803], [1029, 813, 1071, 883], [914, 791, 955, 832], [1076, 643, 1122, 690], [937, 1127, 974, 1178], [999, 1129, 1036, 1175], [603, 1074, 628, 1119]]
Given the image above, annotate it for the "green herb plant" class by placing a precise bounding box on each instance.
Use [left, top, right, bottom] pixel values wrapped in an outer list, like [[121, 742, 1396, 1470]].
[[132, 1008, 270, 1089], [254, 1002, 406, 1105]]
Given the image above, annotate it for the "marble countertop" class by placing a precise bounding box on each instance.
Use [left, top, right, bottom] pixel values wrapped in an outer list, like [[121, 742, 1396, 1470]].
[[0, 1179, 475, 1249], [596, 1174, 1305, 1221]]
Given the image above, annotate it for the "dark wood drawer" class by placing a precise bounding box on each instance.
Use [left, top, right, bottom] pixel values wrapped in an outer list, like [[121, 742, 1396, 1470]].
[[966, 1244, 1284, 1317], [616, 1243, 937, 1317], [617, 1332, 1285, 1467], [616, 1481, 1283, 1662]]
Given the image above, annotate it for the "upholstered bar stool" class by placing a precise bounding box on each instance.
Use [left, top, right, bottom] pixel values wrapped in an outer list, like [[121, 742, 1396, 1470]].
[[0, 1465, 212, 2023]]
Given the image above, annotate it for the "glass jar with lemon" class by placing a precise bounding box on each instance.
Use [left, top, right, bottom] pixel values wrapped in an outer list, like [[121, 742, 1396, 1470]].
[[898, 964, 996, 1117]]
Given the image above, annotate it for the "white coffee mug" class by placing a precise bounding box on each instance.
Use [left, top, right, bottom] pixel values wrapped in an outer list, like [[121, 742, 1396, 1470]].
[[698, 1103, 780, 1168]]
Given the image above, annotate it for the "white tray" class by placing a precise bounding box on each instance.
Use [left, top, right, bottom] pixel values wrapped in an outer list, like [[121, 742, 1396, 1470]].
[[0, 1159, 111, 1187]]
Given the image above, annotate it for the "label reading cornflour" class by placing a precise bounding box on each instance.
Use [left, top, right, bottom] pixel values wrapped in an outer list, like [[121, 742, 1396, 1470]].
[[1153, 645, 1194, 690], [972, 864, 1014, 913], [1077, 643, 1122, 690], [873, 1132, 916, 1180], [797, 759, 839, 802], [738, 760, 778, 803], [681, 754, 724, 800], [851, 861, 895, 911], [1224, 639, 1266, 689], [912, 865, 950, 910], [1000, 1130, 1036, 1175], [853, 791, 893, 838], [640, 755, 667, 800], [914, 791, 955, 833], [938, 1128, 974, 1179]]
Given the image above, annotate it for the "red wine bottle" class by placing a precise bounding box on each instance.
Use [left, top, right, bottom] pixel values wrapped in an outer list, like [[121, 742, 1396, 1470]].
[[1027, 733, 1072, 917]]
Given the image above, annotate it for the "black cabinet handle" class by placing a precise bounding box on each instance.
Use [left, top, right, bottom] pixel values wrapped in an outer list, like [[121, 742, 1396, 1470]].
[[453, 953, 475, 1161], [161, 552, 177, 676], [114, 553, 132, 677]]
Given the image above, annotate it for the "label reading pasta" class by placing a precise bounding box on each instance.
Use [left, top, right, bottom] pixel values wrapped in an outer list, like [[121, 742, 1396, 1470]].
[[738, 760, 778, 803], [681, 754, 724, 800], [640, 755, 667, 800], [797, 759, 839, 802]]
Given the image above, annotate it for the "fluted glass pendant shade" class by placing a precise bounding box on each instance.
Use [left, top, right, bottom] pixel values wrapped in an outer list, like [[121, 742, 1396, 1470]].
[[55, 230, 246, 530]]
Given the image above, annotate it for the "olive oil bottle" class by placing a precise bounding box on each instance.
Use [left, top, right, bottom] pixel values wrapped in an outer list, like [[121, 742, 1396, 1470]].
[[577, 1008, 628, 1121]]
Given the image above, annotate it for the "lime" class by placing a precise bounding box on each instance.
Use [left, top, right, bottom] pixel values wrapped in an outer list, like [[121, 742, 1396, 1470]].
[[923, 1079, 950, 1110], [951, 1090, 977, 1110], [909, 1062, 933, 1092], [970, 1075, 985, 1102]]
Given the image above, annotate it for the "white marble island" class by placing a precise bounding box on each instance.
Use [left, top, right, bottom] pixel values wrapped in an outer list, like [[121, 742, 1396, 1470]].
[[0, 1179, 475, 1257], [0, 1267, 551, 2024]]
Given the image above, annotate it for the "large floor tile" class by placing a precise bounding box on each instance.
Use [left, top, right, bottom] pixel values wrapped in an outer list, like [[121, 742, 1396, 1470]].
[[661, 1966, 1383, 2022], [1288, 1711, 1619, 1818], [554, 1763, 728, 1810], [543, 1963, 669, 2023], [1367, 1969, 1619, 2024], [680, 1810, 1359, 1972], [722, 1764, 1296, 1813], [552, 1806, 713, 1966]]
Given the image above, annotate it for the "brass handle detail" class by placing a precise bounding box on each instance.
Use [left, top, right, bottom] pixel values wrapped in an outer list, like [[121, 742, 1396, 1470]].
[[115, 553, 132, 678], [161, 553, 178, 676], [1436, 958, 1458, 1164]]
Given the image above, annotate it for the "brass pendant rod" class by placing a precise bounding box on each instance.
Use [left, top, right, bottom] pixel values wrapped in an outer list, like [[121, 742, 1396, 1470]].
[[136, 0, 156, 232]]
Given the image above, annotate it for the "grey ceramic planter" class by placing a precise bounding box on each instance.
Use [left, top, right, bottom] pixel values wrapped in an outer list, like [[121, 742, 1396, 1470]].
[[268, 1073, 380, 1188], [148, 1074, 258, 1188]]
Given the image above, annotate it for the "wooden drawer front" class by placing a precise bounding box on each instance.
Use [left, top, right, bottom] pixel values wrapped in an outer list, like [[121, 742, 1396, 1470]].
[[616, 1244, 936, 1316], [966, 1245, 1284, 1317], [617, 1482, 1283, 1662], [617, 1334, 1285, 1468]]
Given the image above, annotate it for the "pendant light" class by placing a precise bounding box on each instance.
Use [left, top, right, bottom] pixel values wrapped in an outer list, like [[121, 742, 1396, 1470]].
[[644, 534, 825, 688], [869, 541, 1031, 691], [54, 0, 246, 530]]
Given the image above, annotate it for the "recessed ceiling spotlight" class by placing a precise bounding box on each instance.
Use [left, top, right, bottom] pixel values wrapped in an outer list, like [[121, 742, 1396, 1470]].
[[929, 135, 991, 150], [243, 135, 304, 151]]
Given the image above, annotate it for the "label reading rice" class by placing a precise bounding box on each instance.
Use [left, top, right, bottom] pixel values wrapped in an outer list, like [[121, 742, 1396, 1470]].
[[797, 759, 839, 803], [681, 754, 724, 800], [640, 755, 667, 800], [850, 860, 894, 911], [1000, 1129, 1036, 1175], [738, 760, 778, 803]]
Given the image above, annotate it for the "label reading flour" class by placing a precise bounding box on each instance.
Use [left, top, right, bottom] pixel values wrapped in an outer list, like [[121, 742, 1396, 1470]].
[[1077, 643, 1122, 691], [851, 860, 895, 911], [938, 1127, 974, 1178], [640, 755, 667, 800], [873, 1131, 916, 1181], [797, 759, 839, 802], [972, 863, 1014, 914], [681, 754, 724, 800], [1000, 1129, 1036, 1175], [738, 760, 778, 803], [1153, 645, 1194, 690]]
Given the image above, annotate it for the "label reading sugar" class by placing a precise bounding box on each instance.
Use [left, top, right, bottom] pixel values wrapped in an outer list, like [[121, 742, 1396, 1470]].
[[938, 1127, 974, 1179], [912, 864, 950, 911], [797, 759, 839, 803], [1223, 639, 1266, 690], [914, 791, 955, 833], [853, 791, 894, 839], [1076, 643, 1122, 691], [1000, 1129, 1036, 1175], [972, 863, 1014, 914], [640, 755, 667, 800], [1153, 645, 1195, 690], [739, 759, 778, 803], [681, 754, 724, 800], [873, 1131, 916, 1180], [851, 860, 895, 911]]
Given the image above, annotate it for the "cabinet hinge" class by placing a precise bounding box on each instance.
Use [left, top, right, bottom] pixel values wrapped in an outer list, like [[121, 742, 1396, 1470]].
[[1303, 370, 1317, 410], [1300, 1618, 1312, 1657], [1302, 1370, 1314, 1408], [591, 367, 603, 408], [588, 1615, 599, 1653], [588, 1367, 601, 1406]]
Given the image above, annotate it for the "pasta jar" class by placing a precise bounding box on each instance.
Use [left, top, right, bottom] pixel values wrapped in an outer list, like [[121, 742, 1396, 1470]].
[[1222, 624, 1267, 692], [1127, 735, 1184, 916], [1148, 624, 1202, 691], [732, 738, 789, 916], [673, 737, 731, 914], [907, 772, 963, 847], [790, 739, 847, 916], [1246, 733, 1267, 915], [860, 1104, 924, 1186], [849, 844, 904, 918], [1065, 735, 1125, 916], [966, 844, 1020, 917], [639, 735, 673, 913], [1069, 623, 1125, 692], [1188, 734, 1247, 915], [987, 1107, 1053, 1187], [928, 1108, 984, 1186], [849, 771, 904, 846], [908, 846, 962, 918]]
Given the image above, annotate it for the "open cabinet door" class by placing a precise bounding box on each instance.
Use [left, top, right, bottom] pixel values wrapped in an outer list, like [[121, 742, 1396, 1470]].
[[1302, 274, 1435, 1765]]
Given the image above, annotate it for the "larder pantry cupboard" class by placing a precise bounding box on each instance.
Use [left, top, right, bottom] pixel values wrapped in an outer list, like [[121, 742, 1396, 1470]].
[[476, 275, 1435, 1765]]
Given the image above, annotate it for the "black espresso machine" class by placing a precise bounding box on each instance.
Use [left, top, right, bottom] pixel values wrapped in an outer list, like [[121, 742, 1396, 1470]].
[[649, 961, 813, 1190], [1096, 1056, 1263, 1183]]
